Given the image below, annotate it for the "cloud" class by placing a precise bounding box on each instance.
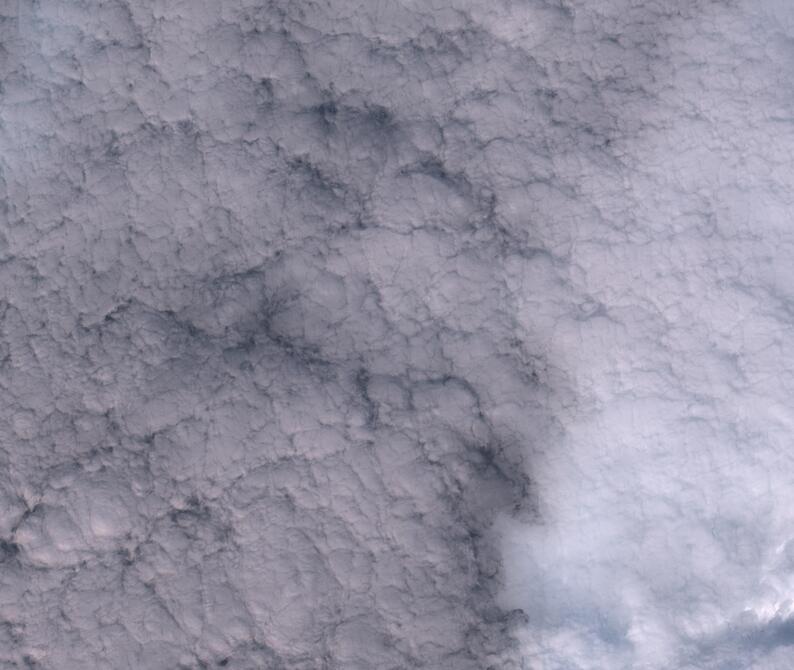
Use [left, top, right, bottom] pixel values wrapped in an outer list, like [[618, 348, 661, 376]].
[[496, 1, 794, 668], [2, 0, 793, 668]]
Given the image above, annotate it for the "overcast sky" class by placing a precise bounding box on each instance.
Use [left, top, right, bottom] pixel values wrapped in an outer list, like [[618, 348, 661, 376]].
[[1, 1, 794, 668]]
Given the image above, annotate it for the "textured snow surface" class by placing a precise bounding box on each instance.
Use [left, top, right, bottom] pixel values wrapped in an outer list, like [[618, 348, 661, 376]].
[[1, 0, 794, 668]]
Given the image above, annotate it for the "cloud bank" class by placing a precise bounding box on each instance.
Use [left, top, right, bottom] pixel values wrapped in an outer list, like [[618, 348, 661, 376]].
[[496, 1, 794, 668], [1, 0, 793, 668]]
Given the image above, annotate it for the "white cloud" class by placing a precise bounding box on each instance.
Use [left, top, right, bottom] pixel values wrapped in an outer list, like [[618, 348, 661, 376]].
[[497, 1, 794, 667]]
